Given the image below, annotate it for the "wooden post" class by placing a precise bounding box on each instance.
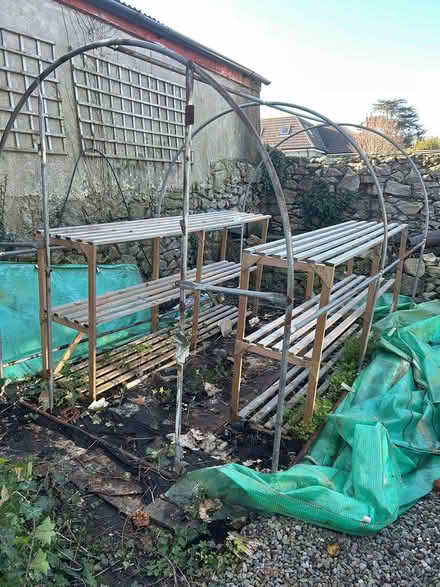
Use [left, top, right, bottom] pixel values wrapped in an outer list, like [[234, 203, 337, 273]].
[[392, 228, 408, 311], [252, 218, 269, 315], [37, 247, 49, 377], [151, 237, 160, 331], [303, 265, 335, 423], [87, 244, 97, 401], [220, 227, 228, 260], [359, 243, 382, 363], [305, 269, 314, 299], [191, 231, 206, 351], [230, 258, 252, 419], [346, 258, 354, 276]]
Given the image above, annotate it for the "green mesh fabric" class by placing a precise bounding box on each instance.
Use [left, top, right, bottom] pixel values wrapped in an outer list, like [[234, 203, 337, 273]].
[[0, 262, 151, 378], [167, 296, 440, 535]]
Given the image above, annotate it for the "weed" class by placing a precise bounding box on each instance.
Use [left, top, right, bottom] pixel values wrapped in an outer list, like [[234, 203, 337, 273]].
[[284, 397, 333, 442]]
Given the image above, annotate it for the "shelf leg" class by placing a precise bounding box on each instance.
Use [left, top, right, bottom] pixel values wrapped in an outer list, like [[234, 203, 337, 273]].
[[220, 227, 228, 261], [359, 243, 382, 367], [346, 258, 354, 276], [87, 245, 97, 401], [304, 266, 335, 423], [252, 218, 269, 315], [231, 263, 251, 420], [191, 231, 206, 351], [37, 247, 49, 377], [392, 228, 408, 312], [151, 237, 160, 332], [305, 269, 314, 300]]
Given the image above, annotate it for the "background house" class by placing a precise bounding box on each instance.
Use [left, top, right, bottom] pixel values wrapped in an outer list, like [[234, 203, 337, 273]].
[[261, 115, 357, 157], [0, 0, 269, 239]]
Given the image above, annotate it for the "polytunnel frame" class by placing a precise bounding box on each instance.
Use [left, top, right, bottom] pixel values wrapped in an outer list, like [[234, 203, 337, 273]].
[[0, 37, 296, 472], [0, 38, 425, 472]]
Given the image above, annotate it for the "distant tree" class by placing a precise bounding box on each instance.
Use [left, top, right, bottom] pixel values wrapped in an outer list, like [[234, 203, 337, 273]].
[[354, 115, 403, 155], [372, 98, 425, 146], [415, 136, 440, 151]]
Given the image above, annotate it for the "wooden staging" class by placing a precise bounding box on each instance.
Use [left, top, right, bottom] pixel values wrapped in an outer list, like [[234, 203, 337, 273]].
[[36, 211, 270, 400], [231, 220, 408, 423], [56, 304, 239, 396]]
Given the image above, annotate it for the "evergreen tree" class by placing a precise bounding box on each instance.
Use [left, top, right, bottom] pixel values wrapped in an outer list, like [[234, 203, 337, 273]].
[[372, 98, 425, 146]]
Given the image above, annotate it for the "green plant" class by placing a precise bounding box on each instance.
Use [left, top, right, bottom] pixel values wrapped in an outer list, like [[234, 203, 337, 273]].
[[260, 147, 289, 197], [0, 459, 56, 586], [298, 181, 354, 229], [284, 397, 333, 441]]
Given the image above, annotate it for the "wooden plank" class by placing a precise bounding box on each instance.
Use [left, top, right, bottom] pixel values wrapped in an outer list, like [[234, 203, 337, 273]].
[[239, 341, 310, 368], [252, 217, 269, 315], [230, 265, 251, 420], [303, 266, 335, 423], [151, 237, 160, 332], [392, 227, 408, 312], [191, 231, 206, 351], [54, 332, 83, 375], [220, 226, 228, 260], [346, 258, 354, 276], [359, 244, 381, 365], [87, 244, 97, 401]]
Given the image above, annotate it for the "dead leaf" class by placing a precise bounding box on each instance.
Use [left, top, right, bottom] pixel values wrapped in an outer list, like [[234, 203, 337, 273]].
[[219, 317, 233, 337], [433, 479, 440, 491], [0, 486, 9, 507], [327, 543, 340, 557], [88, 397, 108, 411], [132, 396, 146, 405], [39, 390, 49, 411], [204, 382, 221, 397], [199, 498, 223, 521], [60, 407, 81, 423], [133, 510, 150, 528]]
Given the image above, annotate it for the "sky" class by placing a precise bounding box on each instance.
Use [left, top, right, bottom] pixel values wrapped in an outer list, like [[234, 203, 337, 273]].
[[127, 0, 439, 136]]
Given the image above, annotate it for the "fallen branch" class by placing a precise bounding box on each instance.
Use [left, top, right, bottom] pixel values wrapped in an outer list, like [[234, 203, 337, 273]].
[[20, 399, 176, 480]]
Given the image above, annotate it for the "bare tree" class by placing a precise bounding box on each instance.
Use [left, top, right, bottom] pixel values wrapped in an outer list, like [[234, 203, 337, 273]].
[[354, 115, 404, 155]]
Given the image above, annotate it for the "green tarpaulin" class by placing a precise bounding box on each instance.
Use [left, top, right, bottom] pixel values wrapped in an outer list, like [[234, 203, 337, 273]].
[[0, 263, 151, 378], [167, 295, 440, 535]]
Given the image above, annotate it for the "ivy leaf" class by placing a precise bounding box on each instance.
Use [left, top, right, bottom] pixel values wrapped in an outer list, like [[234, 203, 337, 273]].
[[34, 516, 56, 545], [31, 548, 50, 575]]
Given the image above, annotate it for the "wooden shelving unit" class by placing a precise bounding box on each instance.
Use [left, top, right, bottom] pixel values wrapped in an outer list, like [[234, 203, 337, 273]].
[[36, 211, 270, 400], [231, 219, 408, 423]]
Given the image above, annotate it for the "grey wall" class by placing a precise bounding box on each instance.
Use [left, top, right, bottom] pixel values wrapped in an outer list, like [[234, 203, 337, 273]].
[[0, 0, 260, 243]]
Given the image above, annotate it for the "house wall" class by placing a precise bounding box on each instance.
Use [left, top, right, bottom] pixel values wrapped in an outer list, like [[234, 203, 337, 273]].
[[0, 0, 261, 275]]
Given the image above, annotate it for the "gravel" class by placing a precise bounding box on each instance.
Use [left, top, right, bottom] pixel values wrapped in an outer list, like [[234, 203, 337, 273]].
[[212, 491, 440, 587]]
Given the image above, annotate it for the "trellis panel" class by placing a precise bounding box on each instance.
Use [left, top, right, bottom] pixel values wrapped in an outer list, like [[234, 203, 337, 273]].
[[0, 28, 67, 154], [71, 53, 185, 162]]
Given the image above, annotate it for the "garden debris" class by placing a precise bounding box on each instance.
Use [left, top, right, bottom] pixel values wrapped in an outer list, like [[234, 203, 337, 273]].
[[327, 543, 341, 557], [133, 510, 151, 528], [204, 381, 221, 397], [59, 406, 81, 423], [88, 474, 142, 497], [198, 498, 223, 521], [88, 397, 108, 410], [168, 428, 230, 460], [434, 479, 440, 491], [131, 396, 146, 405], [249, 316, 260, 327], [219, 317, 233, 337]]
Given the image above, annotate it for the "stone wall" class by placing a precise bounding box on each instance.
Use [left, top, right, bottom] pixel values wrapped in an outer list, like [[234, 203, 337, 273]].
[[263, 153, 440, 236], [259, 153, 440, 299], [49, 158, 261, 279]]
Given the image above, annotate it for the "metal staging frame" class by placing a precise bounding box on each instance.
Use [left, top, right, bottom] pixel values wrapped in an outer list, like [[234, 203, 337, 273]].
[[0, 37, 429, 472]]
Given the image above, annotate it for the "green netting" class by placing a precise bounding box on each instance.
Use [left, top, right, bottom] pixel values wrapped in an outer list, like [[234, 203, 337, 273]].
[[167, 295, 440, 535], [0, 262, 151, 378]]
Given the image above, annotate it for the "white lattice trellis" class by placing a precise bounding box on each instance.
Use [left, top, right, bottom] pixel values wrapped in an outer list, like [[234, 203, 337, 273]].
[[72, 53, 185, 162], [0, 28, 67, 154]]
